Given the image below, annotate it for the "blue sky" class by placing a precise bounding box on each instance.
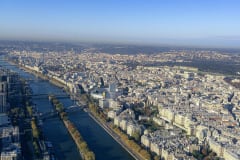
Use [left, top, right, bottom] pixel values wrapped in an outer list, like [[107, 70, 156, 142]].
[[0, 0, 240, 48]]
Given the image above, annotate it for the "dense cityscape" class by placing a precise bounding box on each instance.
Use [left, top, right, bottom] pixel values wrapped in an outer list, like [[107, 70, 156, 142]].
[[0, 41, 239, 160], [1, 0, 240, 160]]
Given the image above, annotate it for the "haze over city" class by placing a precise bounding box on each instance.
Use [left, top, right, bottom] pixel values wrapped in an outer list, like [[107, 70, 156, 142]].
[[1, 0, 240, 48], [1, 1, 240, 160]]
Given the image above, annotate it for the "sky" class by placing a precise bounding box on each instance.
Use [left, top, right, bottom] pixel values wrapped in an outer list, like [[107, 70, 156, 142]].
[[0, 0, 240, 48]]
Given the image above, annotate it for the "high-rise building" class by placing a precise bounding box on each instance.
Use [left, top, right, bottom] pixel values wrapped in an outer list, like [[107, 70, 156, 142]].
[[0, 75, 7, 113], [0, 68, 19, 114]]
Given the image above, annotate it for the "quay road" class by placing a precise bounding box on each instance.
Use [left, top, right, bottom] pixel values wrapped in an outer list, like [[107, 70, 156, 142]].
[[87, 110, 143, 160], [1, 56, 135, 160]]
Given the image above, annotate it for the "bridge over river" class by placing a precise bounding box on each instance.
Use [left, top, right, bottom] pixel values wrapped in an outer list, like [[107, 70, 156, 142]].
[[39, 105, 82, 121], [9, 93, 70, 101], [30, 93, 70, 100]]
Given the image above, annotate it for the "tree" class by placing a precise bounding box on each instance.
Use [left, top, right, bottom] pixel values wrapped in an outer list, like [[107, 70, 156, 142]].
[[132, 131, 140, 141], [85, 151, 95, 160], [31, 120, 39, 139], [60, 111, 68, 120], [139, 149, 151, 160], [80, 141, 88, 148], [56, 103, 64, 112], [27, 106, 33, 117]]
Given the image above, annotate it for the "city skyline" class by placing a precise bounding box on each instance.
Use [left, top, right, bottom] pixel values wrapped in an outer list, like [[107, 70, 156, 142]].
[[2, 44, 240, 160], [1, 0, 240, 48]]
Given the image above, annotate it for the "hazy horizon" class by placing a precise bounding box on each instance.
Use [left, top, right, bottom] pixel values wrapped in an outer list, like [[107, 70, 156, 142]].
[[1, 0, 240, 48]]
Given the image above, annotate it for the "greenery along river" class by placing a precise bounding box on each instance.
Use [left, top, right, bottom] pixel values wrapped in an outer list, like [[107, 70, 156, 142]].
[[1, 56, 134, 160]]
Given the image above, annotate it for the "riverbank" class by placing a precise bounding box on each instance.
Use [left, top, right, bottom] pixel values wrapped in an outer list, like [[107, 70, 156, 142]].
[[8, 59, 66, 88], [9, 77, 57, 159], [49, 95, 95, 160], [87, 104, 151, 160], [2, 59, 82, 160], [9, 60, 138, 160], [19, 64, 66, 88], [87, 111, 141, 160]]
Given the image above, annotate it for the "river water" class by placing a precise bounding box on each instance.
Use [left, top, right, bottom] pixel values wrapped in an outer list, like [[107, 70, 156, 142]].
[[1, 56, 134, 160]]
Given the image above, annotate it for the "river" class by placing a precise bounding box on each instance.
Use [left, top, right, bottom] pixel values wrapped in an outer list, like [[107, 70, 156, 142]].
[[0, 56, 134, 160]]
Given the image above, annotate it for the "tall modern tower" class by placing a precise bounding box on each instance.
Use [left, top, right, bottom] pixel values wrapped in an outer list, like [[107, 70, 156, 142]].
[[0, 75, 7, 113]]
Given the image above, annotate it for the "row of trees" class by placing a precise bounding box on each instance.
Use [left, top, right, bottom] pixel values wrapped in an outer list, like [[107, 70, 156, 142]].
[[65, 120, 95, 160], [112, 126, 151, 160], [49, 95, 95, 160], [88, 102, 151, 160], [7, 79, 39, 159], [88, 103, 108, 123], [23, 80, 41, 159], [25, 97, 41, 158], [31, 119, 40, 139]]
